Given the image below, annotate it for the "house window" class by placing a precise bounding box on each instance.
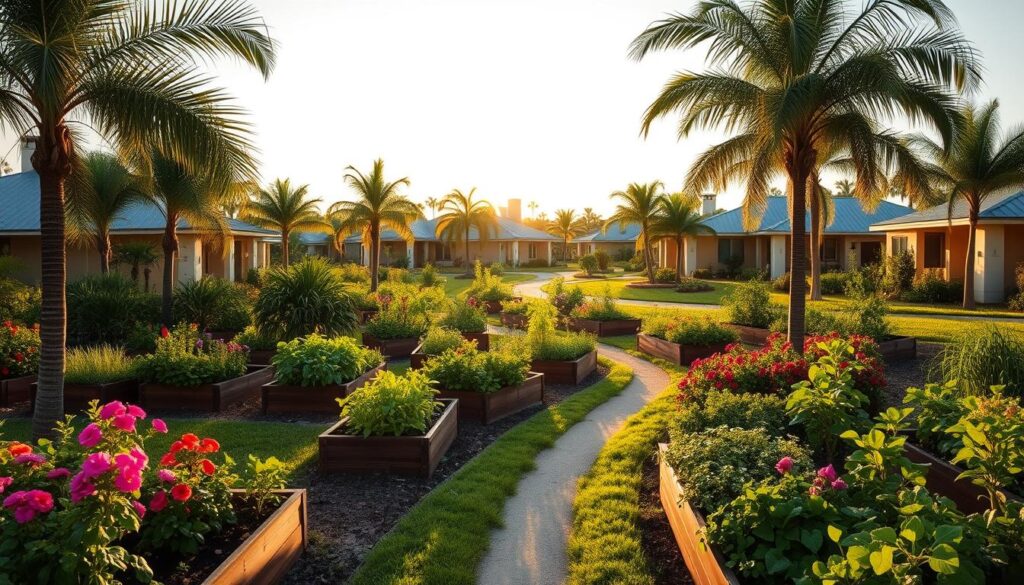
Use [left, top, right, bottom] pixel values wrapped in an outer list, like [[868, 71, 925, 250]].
[[717, 238, 744, 263], [440, 243, 452, 261], [924, 233, 945, 268], [892, 236, 909, 256], [528, 243, 538, 260], [822, 238, 838, 262]]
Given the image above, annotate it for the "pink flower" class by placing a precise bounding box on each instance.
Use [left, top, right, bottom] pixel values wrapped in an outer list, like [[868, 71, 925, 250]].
[[70, 472, 96, 502], [46, 468, 71, 480], [113, 453, 146, 493], [132, 500, 146, 519], [129, 447, 148, 469], [831, 478, 848, 491], [126, 404, 146, 419], [775, 456, 794, 475], [157, 469, 176, 483], [151, 419, 168, 434], [80, 452, 113, 479], [78, 423, 103, 447], [13, 453, 45, 466], [4, 490, 53, 523], [149, 490, 168, 512], [99, 400, 126, 420], [0, 477, 12, 494], [817, 465, 838, 483], [112, 414, 137, 432], [808, 486, 821, 496]]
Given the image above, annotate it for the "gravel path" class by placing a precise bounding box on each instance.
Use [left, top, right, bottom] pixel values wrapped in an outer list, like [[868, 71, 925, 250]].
[[476, 343, 669, 585]]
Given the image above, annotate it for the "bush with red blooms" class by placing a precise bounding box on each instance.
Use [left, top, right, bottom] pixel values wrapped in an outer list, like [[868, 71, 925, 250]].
[[0, 320, 39, 380], [678, 332, 885, 407], [139, 432, 237, 554]]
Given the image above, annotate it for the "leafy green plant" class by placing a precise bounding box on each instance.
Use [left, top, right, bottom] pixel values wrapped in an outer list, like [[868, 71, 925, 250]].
[[819, 272, 847, 295], [0, 277, 40, 325], [242, 455, 287, 516], [499, 298, 530, 315], [67, 273, 160, 346], [594, 250, 611, 271], [271, 335, 383, 387], [930, 325, 1024, 397], [439, 299, 487, 333], [64, 345, 136, 385], [254, 257, 360, 340], [642, 315, 737, 346], [135, 324, 248, 387], [364, 298, 430, 340], [570, 286, 631, 321], [881, 250, 916, 298], [579, 254, 599, 275], [547, 277, 586, 316], [488, 261, 505, 276], [336, 262, 370, 284], [901, 271, 963, 304], [421, 345, 530, 393], [232, 325, 280, 352], [463, 261, 514, 302], [723, 280, 785, 328], [419, 327, 469, 356], [339, 370, 441, 437], [675, 277, 713, 292], [654, 267, 676, 283], [173, 277, 255, 332], [673, 390, 787, 436], [904, 381, 967, 458], [0, 320, 38, 379], [420, 263, 444, 288], [523, 302, 595, 361], [947, 390, 1024, 513]]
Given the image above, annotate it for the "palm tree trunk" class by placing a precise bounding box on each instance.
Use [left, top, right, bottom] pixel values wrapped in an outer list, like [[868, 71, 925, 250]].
[[643, 226, 656, 283], [369, 223, 381, 292], [281, 228, 290, 268], [97, 234, 111, 274], [788, 171, 810, 353], [963, 207, 978, 309], [464, 226, 472, 276], [161, 218, 178, 326], [563, 236, 569, 262], [32, 165, 68, 440], [676, 235, 684, 283], [809, 192, 822, 301]]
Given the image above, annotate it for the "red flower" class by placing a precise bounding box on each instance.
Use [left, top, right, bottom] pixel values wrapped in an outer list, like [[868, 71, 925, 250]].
[[8, 443, 32, 457], [1, 367, 9, 377], [169, 440, 185, 453], [199, 459, 216, 475], [171, 483, 192, 502], [13, 353, 23, 363], [199, 438, 220, 453], [159, 326, 169, 338], [180, 433, 200, 449], [160, 452, 177, 467]]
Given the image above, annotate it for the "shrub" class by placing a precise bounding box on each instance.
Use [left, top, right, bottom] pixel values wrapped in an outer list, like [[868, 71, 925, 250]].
[[422, 345, 530, 393], [420, 263, 444, 288], [642, 315, 737, 346], [419, 327, 469, 355], [723, 280, 784, 328], [626, 252, 645, 272], [772, 271, 791, 292], [364, 298, 430, 340], [0, 320, 39, 379], [673, 391, 788, 436], [881, 250, 915, 297], [135, 324, 248, 386], [721, 255, 744, 279], [254, 257, 359, 340], [173, 277, 254, 332], [570, 287, 630, 321], [522, 302, 595, 361], [336, 262, 370, 284], [594, 250, 611, 271], [692, 267, 713, 279], [578, 254, 599, 275], [665, 426, 812, 512], [547, 277, 586, 317], [738, 267, 769, 281], [676, 277, 713, 292], [901, 270, 962, 303], [231, 325, 279, 352], [819, 271, 847, 295], [377, 280, 447, 316], [521, 258, 550, 268], [67, 274, 160, 346], [64, 345, 136, 385], [244, 266, 264, 287], [0, 277, 40, 325], [271, 335, 383, 387], [843, 264, 882, 298], [499, 298, 530, 315], [488, 261, 505, 276], [463, 261, 514, 302], [439, 299, 487, 333], [339, 370, 441, 436], [654, 267, 677, 283], [929, 325, 1024, 397]]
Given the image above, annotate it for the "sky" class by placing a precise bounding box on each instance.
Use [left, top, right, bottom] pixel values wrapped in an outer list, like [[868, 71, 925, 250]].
[[4, 0, 1023, 217]]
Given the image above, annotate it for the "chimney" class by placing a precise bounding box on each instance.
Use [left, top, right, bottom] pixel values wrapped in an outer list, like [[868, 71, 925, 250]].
[[506, 198, 522, 223], [20, 135, 38, 173], [701, 193, 717, 216], [498, 206, 508, 218]]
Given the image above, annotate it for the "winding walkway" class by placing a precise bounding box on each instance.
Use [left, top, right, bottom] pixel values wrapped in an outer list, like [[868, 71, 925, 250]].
[[476, 342, 669, 585]]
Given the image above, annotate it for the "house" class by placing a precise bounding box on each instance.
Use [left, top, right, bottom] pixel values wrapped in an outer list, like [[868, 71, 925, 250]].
[[870, 191, 1024, 303], [575, 222, 641, 261], [0, 165, 275, 287], [657, 195, 913, 278]]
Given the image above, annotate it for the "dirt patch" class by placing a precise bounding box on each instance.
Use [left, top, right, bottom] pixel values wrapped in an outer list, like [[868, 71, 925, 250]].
[[879, 341, 939, 408], [640, 455, 693, 585]]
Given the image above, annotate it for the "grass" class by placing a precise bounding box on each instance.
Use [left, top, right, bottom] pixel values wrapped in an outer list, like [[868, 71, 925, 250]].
[[348, 357, 634, 585], [600, 335, 637, 351], [0, 418, 322, 478], [442, 273, 536, 298]]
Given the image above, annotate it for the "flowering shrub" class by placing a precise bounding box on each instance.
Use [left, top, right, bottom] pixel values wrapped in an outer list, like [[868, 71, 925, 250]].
[[135, 323, 248, 387], [439, 298, 487, 333], [271, 335, 383, 387], [642, 315, 737, 346], [0, 320, 39, 380], [546, 277, 586, 317]]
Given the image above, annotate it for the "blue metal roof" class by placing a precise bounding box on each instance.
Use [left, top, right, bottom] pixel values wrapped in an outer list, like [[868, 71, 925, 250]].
[[700, 196, 912, 235], [343, 216, 557, 243], [872, 190, 1024, 227], [298, 232, 330, 245], [577, 221, 640, 242], [0, 170, 274, 235]]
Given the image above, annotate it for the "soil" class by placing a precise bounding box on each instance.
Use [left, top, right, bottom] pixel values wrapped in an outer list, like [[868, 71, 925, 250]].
[[879, 341, 939, 408], [280, 363, 610, 584], [640, 455, 693, 585]]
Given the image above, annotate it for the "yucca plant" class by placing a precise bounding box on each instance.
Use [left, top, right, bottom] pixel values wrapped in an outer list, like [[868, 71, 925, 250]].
[[929, 325, 1024, 396], [254, 257, 359, 340]]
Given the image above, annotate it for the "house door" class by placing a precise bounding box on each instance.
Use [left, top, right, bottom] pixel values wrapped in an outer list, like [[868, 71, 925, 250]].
[[233, 240, 243, 281], [860, 242, 882, 266]]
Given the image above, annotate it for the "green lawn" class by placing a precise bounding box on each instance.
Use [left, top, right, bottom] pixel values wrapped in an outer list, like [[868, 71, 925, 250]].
[[442, 273, 536, 297]]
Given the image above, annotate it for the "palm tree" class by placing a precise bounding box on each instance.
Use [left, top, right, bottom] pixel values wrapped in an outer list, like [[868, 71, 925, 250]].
[[631, 0, 976, 349], [425, 196, 440, 218], [329, 159, 420, 291], [325, 211, 351, 259], [918, 100, 1024, 308], [0, 0, 274, 439], [547, 209, 585, 262], [114, 242, 159, 290], [66, 152, 147, 273], [245, 179, 325, 267], [651, 193, 714, 282], [435, 188, 500, 275], [581, 207, 603, 232], [834, 179, 855, 197], [606, 182, 664, 283], [807, 178, 836, 300], [528, 200, 539, 218]]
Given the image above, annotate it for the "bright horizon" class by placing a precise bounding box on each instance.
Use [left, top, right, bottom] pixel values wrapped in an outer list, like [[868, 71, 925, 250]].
[[2, 0, 1022, 219]]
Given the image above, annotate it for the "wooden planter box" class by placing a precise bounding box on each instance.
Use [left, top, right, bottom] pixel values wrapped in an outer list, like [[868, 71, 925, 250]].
[[139, 365, 274, 412], [461, 331, 490, 350], [260, 363, 385, 414], [248, 349, 277, 366], [877, 336, 917, 362], [567, 317, 641, 337], [318, 398, 458, 478], [30, 379, 138, 414], [658, 444, 740, 585], [531, 350, 597, 385], [500, 312, 529, 329], [409, 332, 492, 370], [362, 334, 420, 359], [725, 323, 772, 346], [483, 297, 521, 314], [0, 374, 35, 406], [203, 489, 307, 585], [436, 372, 544, 424], [904, 442, 1020, 514], [357, 309, 378, 324], [637, 334, 729, 367]]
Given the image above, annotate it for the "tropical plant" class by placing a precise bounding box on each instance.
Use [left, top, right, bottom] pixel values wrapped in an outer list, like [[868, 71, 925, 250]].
[[66, 274, 161, 346], [916, 100, 1024, 308], [547, 209, 585, 262], [113, 242, 160, 291], [807, 179, 837, 300], [605, 182, 663, 283], [439, 299, 488, 333], [244, 178, 325, 267], [632, 0, 977, 348], [929, 325, 1024, 397], [253, 257, 359, 341], [651, 193, 714, 282], [834, 179, 855, 197], [271, 334, 382, 387], [339, 370, 440, 437], [135, 324, 248, 387], [580, 207, 603, 232], [63, 345, 137, 385], [424, 196, 439, 218], [435, 188, 499, 276], [723, 280, 784, 328], [422, 344, 530, 394], [328, 160, 420, 292], [172, 277, 253, 333], [66, 152, 147, 273]]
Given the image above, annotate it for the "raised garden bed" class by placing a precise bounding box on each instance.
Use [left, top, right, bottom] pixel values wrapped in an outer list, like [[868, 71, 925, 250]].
[[435, 372, 545, 424], [568, 317, 641, 337], [362, 334, 419, 359], [318, 398, 458, 478], [637, 334, 729, 367], [462, 331, 490, 351], [260, 363, 386, 414], [30, 379, 137, 414], [500, 312, 528, 329], [903, 442, 1019, 515], [0, 375, 35, 406], [247, 349, 277, 366], [139, 365, 274, 412], [530, 350, 597, 385], [725, 323, 772, 346], [356, 309, 378, 324], [483, 297, 522, 314], [876, 335, 917, 362], [409, 332, 492, 369]]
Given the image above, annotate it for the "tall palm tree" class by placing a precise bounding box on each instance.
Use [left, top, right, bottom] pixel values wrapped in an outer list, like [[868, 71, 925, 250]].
[[834, 179, 855, 197], [325, 211, 351, 259], [66, 152, 147, 273], [631, 0, 976, 349], [435, 188, 499, 275], [651, 193, 715, 282], [918, 100, 1024, 308], [606, 182, 664, 283], [114, 242, 159, 290], [0, 0, 275, 439], [245, 179, 325, 267], [425, 196, 440, 218], [329, 159, 420, 291], [528, 200, 539, 218], [547, 209, 585, 261], [581, 207, 603, 232], [807, 177, 837, 300]]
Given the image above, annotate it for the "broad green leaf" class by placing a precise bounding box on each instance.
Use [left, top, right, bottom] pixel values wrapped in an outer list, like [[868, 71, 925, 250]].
[[870, 546, 894, 575], [928, 543, 960, 574]]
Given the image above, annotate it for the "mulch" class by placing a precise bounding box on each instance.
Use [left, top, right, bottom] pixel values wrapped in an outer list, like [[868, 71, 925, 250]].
[[879, 341, 940, 408], [640, 456, 694, 585]]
